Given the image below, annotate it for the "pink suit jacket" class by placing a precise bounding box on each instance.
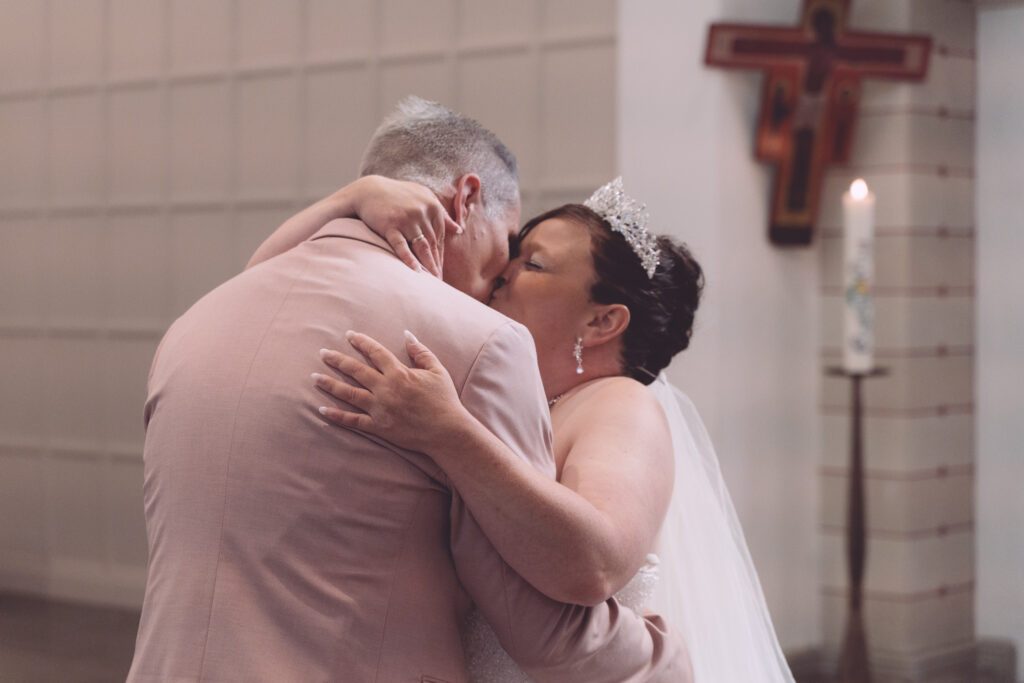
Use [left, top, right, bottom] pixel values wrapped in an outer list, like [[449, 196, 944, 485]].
[[127, 219, 691, 683]]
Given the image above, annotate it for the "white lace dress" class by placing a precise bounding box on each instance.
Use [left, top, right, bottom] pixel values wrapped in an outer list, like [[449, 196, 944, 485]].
[[462, 554, 661, 682]]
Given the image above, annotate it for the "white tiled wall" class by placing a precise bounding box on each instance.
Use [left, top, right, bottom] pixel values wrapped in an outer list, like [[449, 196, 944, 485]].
[[817, 0, 981, 671], [0, 0, 616, 608]]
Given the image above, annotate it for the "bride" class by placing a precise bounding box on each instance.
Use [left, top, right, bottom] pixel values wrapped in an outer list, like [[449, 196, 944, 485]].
[[251, 176, 794, 682]]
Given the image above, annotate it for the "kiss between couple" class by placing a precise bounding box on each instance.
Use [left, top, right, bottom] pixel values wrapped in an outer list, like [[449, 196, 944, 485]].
[[127, 97, 794, 683]]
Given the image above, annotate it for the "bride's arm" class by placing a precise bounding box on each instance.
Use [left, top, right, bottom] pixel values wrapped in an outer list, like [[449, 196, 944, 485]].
[[245, 175, 459, 275], [315, 332, 674, 606]]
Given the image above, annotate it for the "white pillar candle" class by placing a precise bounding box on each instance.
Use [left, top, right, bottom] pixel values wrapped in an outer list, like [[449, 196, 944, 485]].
[[842, 179, 876, 373]]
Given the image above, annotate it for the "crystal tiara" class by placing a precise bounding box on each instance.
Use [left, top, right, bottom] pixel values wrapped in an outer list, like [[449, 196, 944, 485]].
[[583, 177, 660, 278]]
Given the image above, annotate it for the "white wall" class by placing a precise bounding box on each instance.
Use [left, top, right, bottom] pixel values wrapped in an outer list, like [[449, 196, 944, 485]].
[[0, 0, 618, 608], [977, 6, 1024, 680], [618, 0, 822, 652]]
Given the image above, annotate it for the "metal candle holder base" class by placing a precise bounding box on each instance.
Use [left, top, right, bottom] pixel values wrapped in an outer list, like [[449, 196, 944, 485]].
[[825, 366, 889, 683]]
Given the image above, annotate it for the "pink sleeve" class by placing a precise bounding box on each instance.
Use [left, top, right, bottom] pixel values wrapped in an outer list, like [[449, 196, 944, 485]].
[[449, 322, 691, 683]]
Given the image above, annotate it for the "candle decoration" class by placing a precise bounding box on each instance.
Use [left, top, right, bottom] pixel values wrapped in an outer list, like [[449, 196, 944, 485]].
[[842, 179, 876, 374]]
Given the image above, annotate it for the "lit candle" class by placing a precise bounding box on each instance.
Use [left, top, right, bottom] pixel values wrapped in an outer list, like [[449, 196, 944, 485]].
[[842, 179, 875, 373]]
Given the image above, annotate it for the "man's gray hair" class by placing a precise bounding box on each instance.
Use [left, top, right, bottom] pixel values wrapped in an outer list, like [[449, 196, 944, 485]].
[[359, 96, 519, 221]]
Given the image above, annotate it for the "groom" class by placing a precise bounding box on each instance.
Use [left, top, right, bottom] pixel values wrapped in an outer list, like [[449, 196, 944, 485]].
[[128, 97, 690, 682]]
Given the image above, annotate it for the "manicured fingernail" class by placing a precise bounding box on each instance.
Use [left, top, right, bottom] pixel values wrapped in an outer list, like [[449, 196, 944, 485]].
[[318, 406, 329, 415], [404, 330, 416, 345], [319, 348, 330, 358], [311, 372, 324, 381], [345, 331, 355, 341]]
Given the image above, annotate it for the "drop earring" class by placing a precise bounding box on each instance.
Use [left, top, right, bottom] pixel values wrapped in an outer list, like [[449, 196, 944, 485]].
[[573, 337, 584, 375]]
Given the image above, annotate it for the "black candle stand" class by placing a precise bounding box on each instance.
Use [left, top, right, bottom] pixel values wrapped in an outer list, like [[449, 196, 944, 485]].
[[825, 366, 888, 683]]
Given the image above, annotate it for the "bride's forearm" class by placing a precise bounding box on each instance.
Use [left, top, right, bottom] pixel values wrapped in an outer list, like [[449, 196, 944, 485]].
[[437, 411, 626, 606], [245, 185, 359, 269]]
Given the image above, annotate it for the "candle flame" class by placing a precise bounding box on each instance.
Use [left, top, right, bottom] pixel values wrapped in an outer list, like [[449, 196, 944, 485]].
[[850, 179, 869, 200]]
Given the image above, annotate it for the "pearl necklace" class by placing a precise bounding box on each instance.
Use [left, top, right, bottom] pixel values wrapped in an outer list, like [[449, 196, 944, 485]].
[[547, 393, 565, 408]]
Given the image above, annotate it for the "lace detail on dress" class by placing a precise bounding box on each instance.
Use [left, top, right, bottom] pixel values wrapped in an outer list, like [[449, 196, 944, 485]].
[[462, 554, 661, 683]]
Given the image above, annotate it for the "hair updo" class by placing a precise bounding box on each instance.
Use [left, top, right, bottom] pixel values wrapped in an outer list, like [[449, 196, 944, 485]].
[[519, 204, 704, 385]]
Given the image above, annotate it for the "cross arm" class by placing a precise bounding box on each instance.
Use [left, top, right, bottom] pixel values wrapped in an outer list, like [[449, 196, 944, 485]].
[[706, 25, 814, 70]]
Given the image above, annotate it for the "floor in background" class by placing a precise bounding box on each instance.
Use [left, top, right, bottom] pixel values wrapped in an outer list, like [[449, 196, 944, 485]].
[[0, 592, 1014, 683], [0, 592, 139, 683]]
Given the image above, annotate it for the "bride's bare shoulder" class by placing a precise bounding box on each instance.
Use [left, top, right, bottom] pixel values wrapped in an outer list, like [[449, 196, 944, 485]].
[[559, 375, 673, 476], [569, 376, 666, 427]]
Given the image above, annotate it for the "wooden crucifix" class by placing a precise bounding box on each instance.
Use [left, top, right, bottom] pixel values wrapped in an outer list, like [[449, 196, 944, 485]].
[[705, 0, 931, 245]]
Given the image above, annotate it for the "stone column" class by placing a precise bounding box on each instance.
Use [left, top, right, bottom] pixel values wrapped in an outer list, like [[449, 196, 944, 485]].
[[816, 1, 1011, 680]]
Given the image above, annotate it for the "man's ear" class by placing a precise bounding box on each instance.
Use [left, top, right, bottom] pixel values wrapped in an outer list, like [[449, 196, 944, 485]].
[[583, 304, 631, 347], [452, 174, 482, 228]]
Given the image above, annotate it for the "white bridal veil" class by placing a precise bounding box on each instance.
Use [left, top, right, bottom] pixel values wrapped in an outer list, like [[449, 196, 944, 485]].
[[647, 374, 795, 682]]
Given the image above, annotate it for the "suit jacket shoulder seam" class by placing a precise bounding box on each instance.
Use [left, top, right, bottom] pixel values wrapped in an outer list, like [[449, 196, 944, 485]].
[[456, 321, 519, 400]]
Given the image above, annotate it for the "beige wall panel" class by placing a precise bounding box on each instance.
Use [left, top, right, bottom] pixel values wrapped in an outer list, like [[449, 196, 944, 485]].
[[458, 52, 540, 183], [0, 450, 46, 562], [908, 116, 975, 169], [105, 458, 148, 567], [542, 0, 616, 37], [0, 219, 44, 326], [103, 212, 169, 328], [849, 114, 912, 167], [859, 80, 914, 111], [821, 532, 974, 594], [909, 235, 974, 288], [821, 413, 974, 471], [0, 0, 46, 92], [378, 60, 453, 116], [46, 337, 105, 444], [911, 0, 977, 53], [913, 54, 977, 112], [541, 45, 615, 186], [43, 216, 104, 327], [236, 75, 301, 199], [109, 87, 164, 204], [822, 590, 974, 657], [0, 338, 48, 440], [306, 0, 375, 64], [380, 0, 454, 56], [169, 209, 234, 317], [462, 0, 536, 46], [851, 115, 975, 171], [304, 67, 377, 195], [909, 175, 975, 229], [48, 0, 104, 87], [237, 0, 301, 69], [169, 0, 232, 76], [0, 99, 46, 208], [820, 476, 974, 535], [102, 338, 160, 450], [234, 206, 295, 271], [170, 82, 232, 201], [847, 0, 912, 32], [108, 0, 164, 82], [902, 299, 975, 349], [822, 354, 973, 411], [49, 94, 104, 207], [46, 454, 104, 563]]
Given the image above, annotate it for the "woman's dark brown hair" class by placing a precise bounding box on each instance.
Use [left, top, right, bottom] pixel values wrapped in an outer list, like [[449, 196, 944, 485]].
[[518, 204, 704, 385]]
